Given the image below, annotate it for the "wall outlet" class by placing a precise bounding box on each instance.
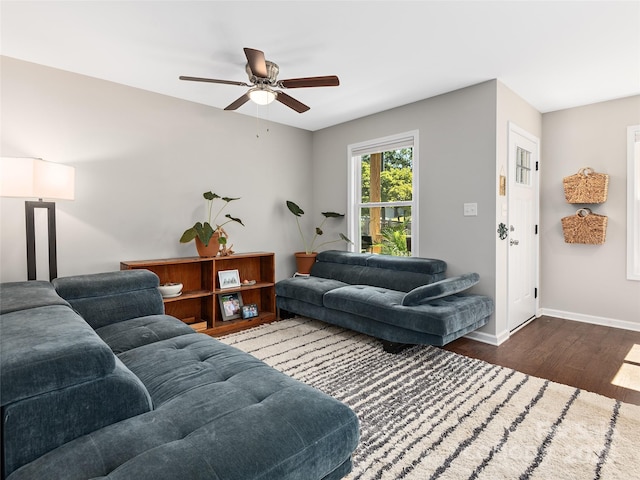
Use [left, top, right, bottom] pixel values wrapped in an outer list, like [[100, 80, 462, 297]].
[[463, 203, 478, 216]]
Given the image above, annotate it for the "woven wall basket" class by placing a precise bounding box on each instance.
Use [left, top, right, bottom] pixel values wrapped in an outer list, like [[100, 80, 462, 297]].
[[563, 167, 609, 203], [561, 208, 608, 245]]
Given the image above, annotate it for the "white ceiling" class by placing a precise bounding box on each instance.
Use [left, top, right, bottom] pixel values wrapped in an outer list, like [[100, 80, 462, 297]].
[[1, 1, 639, 131]]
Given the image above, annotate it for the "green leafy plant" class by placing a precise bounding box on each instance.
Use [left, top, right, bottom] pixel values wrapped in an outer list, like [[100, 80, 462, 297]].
[[180, 191, 244, 246], [375, 222, 410, 256], [286, 200, 351, 254]]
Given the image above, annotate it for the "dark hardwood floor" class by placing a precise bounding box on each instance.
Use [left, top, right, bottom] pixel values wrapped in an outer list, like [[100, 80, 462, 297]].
[[443, 315, 640, 406]]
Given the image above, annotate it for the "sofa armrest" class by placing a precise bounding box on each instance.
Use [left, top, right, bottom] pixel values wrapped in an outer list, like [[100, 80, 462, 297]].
[[0, 281, 70, 314], [53, 270, 164, 329], [402, 272, 480, 306], [1, 305, 115, 406], [3, 355, 152, 478]]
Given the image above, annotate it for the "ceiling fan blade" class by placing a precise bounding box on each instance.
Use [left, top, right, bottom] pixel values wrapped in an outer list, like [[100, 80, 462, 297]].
[[275, 91, 310, 113], [224, 93, 251, 111], [243, 48, 268, 78], [179, 76, 250, 87], [279, 76, 340, 89]]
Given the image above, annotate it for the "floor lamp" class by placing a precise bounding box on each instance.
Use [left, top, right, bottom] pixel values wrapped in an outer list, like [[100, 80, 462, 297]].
[[0, 157, 75, 281]]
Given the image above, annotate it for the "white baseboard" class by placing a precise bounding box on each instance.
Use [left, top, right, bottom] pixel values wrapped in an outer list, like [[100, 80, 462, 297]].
[[461, 310, 639, 347], [539, 308, 640, 332], [463, 329, 506, 346]]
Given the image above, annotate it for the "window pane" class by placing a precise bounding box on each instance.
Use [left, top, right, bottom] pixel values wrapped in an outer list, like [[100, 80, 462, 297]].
[[516, 146, 532, 185], [361, 148, 413, 203], [360, 206, 411, 256]]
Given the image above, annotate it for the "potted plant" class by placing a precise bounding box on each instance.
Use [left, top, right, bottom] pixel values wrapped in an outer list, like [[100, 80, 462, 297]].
[[286, 200, 351, 273], [180, 191, 244, 257]]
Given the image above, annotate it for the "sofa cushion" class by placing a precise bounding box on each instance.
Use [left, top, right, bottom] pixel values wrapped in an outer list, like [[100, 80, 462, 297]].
[[0, 280, 70, 314], [402, 273, 480, 306], [275, 276, 347, 307], [311, 250, 448, 292], [0, 304, 116, 406], [311, 262, 446, 292], [3, 356, 152, 477], [96, 315, 196, 354], [316, 250, 372, 266], [365, 254, 447, 275], [8, 336, 360, 480], [119, 333, 299, 407], [316, 250, 448, 275], [53, 270, 164, 329], [323, 285, 493, 337]]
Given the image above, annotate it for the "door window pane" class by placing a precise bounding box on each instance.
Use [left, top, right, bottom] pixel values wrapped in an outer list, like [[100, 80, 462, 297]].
[[516, 147, 531, 185]]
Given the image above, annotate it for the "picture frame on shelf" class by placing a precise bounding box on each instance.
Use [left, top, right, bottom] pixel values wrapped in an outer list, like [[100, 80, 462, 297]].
[[241, 303, 259, 319], [218, 269, 241, 289], [219, 292, 244, 321]]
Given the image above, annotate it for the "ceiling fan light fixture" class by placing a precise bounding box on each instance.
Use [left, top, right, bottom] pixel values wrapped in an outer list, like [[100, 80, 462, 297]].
[[248, 87, 276, 105], [180, 48, 338, 113]]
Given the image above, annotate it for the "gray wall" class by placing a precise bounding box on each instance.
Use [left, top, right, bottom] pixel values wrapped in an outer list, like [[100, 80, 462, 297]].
[[312, 81, 502, 338], [540, 96, 640, 327], [0, 56, 313, 281]]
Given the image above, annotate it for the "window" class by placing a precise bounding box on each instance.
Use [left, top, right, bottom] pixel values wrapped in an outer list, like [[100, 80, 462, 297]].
[[516, 146, 532, 185], [348, 131, 418, 256], [628, 125, 640, 281]]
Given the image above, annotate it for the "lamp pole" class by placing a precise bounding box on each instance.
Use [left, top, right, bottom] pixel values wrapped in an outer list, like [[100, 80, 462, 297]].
[[25, 200, 58, 281]]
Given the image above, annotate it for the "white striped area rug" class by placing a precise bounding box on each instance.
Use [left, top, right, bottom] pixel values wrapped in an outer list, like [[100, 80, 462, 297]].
[[219, 318, 640, 480]]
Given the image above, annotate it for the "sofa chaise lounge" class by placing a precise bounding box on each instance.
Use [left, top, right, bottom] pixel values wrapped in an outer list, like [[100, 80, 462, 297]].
[[276, 250, 494, 351], [0, 270, 359, 480]]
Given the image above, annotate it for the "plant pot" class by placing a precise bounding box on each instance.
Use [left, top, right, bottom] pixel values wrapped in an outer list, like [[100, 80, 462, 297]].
[[195, 234, 220, 257], [294, 252, 318, 275]]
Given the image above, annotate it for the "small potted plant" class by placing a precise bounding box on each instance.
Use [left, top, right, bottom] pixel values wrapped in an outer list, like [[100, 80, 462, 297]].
[[180, 191, 244, 257], [286, 200, 351, 273]]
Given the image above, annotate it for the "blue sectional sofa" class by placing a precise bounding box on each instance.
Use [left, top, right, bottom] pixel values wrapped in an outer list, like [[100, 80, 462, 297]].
[[0, 270, 359, 480], [276, 251, 493, 351]]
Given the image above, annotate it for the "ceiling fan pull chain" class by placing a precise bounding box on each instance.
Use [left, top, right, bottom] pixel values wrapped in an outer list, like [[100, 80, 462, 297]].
[[256, 104, 260, 138], [255, 103, 271, 139]]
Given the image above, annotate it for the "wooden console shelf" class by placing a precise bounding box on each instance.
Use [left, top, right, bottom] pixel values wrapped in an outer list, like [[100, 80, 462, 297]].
[[120, 252, 276, 336]]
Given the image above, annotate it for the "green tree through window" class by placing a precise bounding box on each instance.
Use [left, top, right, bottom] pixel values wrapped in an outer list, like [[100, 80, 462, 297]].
[[352, 139, 416, 256], [361, 148, 413, 203]]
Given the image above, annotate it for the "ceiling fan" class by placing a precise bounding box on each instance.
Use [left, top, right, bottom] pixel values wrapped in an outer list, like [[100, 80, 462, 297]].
[[179, 47, 339, 113]]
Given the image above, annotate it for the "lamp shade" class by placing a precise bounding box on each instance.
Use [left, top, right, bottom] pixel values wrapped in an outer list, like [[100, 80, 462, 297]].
[[0, 157, 75, 200]]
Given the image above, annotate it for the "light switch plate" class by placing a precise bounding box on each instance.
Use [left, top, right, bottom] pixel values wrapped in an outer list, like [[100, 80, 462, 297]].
[[463, 203, 478, 216]]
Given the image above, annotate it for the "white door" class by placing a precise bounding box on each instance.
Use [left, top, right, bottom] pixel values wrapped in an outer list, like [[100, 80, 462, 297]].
[[508, 124, 539, 331]]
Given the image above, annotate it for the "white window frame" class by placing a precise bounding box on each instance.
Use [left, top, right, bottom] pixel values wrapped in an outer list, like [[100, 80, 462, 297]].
[[628, 125, 640, 281], [347, 130, 419, 256]]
